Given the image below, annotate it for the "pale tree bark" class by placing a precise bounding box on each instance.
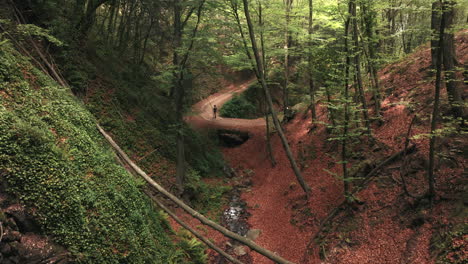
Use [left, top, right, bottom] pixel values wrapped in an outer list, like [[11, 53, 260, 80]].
[[242, 0, 312, 197], [97, 125, 295, 264]]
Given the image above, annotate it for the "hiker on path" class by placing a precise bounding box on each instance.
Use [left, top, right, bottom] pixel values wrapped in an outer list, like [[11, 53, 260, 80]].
[[213, 105, 218, 119]]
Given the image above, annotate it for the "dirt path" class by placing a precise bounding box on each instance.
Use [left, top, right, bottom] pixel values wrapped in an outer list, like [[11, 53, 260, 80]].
[[187, 79, 265, 130], [182, 34, 468, 264], [187, 80, 319, 264]]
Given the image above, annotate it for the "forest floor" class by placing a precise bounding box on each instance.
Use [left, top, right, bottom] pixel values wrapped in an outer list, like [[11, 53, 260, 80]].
[[175, 32, 467, 264]]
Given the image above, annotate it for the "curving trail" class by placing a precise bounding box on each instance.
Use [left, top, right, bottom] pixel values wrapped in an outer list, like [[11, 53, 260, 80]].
[[182, 34, 468, 264], [187, 79, 318, 264], [187, 79, 265, 130]]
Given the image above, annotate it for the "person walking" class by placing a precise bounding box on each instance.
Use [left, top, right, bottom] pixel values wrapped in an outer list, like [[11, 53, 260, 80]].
[[213, 105, 218, 119]]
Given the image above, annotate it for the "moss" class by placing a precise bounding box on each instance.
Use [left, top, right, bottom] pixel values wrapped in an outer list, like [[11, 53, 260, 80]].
[[0, 43, 187, 263]]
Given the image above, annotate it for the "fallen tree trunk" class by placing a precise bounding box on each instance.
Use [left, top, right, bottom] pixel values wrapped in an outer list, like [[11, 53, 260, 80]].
[[97, 124, 296, 264], [302, 144, 416, 261], [145, 191, 244, 264]]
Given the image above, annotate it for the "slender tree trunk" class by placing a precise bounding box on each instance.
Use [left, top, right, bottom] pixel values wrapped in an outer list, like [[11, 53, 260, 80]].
[[78, 0, 111, 37], [362, 1, 381, 118], [140, 16, 155, 65], [242, 0, 311, 197], [229, 0, 256, 74], [106, 0, 117, 44], [428, 0, 446, 204], [173, 0, 185, 194], [351, 0, 372, 137], [431, 1, 443, 69], [172, 0, 205, 194], [283, 0, 292, 117], [259, 0, 267, 75], [342, 2, 352, 201], [117, 1, 129, 48], [308, 0, 317, 120], [258, 0, 276, 167]]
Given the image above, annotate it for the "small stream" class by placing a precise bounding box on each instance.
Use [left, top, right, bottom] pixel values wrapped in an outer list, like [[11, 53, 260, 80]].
[[222, 189, 249, 236], [214, 186, 252, 263]]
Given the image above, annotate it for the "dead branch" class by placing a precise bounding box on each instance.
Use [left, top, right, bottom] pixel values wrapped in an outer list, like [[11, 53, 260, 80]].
[[97, 124, 296, 264], [0, 221, 3, 242], [146, 191, 244, 264]]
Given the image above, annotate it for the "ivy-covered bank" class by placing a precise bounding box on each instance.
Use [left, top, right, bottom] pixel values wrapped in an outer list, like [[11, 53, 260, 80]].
[[0, 42, 205, 263]]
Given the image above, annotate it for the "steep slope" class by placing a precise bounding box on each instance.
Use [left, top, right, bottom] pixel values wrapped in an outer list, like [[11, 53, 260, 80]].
[[215, 32, 467, 264], [0, 41, 194, 263]]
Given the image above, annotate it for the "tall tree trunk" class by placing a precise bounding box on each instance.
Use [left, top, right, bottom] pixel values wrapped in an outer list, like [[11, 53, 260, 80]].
[[173, 0, 185, 194], [259, 0, 267, 75], [308, 0, 317, 120], [105, 0, 117, 44], [342, 1, 352, 201], [78, 0, 111, 37], [140, 16, 155, 65], [229, 0, 256, 74], [362, 0, 381, 118], [428, 0, 446, 204], [242, 0, 311, 197], [258, 0, 276, 167], [431, 1, 443, 69], [172, 0, 205, 194], [351, 0, 372, 137], [283, 0, 292, 117], [442, 1, 466, 119]]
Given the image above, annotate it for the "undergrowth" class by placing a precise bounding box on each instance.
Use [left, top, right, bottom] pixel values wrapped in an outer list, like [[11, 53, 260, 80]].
[[0, 41, 206, 263], [220, 83, 263, 119]]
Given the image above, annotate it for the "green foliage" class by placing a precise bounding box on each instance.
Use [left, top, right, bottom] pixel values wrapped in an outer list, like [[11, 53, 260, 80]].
[[185, 128, 225, 176], [219, 84, 264, 119], [174, 230, 208, 264], [0, 44, 180, 263], [185, 170, 231, 219], [0, 20, 63, 46], [220, 93, 257, 119]]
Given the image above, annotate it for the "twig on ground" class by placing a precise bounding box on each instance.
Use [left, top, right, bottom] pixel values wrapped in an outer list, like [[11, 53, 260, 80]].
[[0, 221, 4, 242]]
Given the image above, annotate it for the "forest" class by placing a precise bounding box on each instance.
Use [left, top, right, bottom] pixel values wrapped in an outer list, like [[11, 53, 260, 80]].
[[0, 0, 466, 263]]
